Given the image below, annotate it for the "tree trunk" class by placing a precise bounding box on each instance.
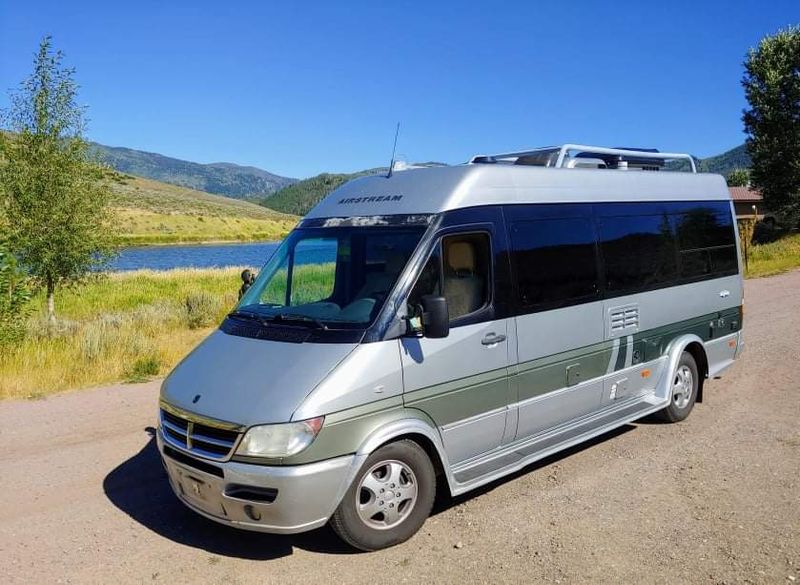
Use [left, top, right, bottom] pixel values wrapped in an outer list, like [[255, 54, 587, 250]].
[[46, 277, 56, 326]]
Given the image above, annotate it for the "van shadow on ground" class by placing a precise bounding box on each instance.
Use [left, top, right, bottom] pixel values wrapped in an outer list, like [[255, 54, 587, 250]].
[[103, 424, 637, 559], [102, 428, 353, 560]]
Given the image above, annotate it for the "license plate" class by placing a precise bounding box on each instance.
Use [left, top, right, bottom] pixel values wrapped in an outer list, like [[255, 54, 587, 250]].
[[189, 479, 204, 500]]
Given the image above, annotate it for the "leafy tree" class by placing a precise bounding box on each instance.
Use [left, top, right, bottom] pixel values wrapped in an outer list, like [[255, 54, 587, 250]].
[[0, 36, 116, 324], [742, 26, 800, 220], [726, 168, 750, 187], [0, 239, 31, 343]]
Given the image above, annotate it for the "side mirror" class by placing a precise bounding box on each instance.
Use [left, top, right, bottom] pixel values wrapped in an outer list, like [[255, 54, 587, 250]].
[[421, 295, 449, 339]]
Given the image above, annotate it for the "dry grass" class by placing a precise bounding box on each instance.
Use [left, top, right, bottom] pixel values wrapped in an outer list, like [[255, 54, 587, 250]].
[[0, 268, 245, 400], [745, 233, 800, 278], [0, 265, 337, 400]]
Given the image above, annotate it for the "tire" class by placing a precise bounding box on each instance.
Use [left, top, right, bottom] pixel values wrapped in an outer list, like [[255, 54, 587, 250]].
[[655, 351, 699, 423], [330, 439, 436, 551]]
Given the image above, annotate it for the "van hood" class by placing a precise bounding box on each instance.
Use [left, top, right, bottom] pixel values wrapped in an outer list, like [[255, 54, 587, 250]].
[[160, 330, 358, 426]]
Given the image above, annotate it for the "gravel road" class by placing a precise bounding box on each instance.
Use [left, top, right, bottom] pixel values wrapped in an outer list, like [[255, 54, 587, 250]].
[[1, 271, 799, 584]]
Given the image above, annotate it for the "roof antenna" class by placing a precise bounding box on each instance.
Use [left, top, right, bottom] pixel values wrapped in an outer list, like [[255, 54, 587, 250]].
[[386, 122, 400, 178]]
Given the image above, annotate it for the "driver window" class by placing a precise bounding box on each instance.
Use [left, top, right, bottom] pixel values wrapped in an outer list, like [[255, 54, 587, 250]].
[[407, 232, 491, 323]]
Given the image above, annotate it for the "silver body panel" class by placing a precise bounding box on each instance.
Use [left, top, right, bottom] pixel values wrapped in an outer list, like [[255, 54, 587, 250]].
[[401, 318, 513, 464], [607, 275, 742, 333], [158, 431, 355, 534], [306, 164, 730, 221], [292, 339, 403, 420], [162, 330, 356, 426]]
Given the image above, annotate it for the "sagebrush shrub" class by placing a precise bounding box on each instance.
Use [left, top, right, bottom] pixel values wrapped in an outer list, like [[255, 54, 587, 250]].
[[126, 353, 161, 382], [184, 291, 222, 329]]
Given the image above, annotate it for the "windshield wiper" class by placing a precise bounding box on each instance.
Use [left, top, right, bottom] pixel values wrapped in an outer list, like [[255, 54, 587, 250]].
[[270, 313, 329, 330], [227, 310, 271, 326]]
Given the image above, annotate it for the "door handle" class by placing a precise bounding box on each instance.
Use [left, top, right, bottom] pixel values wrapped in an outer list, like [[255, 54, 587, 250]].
[[719, 290, 730, 298], [481, 333, 507, 346]]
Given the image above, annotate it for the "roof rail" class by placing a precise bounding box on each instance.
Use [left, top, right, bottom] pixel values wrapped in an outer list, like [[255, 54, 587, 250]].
[[470, 144, 697, 173]]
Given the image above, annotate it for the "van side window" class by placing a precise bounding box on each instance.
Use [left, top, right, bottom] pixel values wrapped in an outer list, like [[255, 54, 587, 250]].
[[407, 233, 491, 323], [442, 233, 490, 320], [673, 203, 738, 279], [599, 214, 678, 293], [510, 218, 599, 309]]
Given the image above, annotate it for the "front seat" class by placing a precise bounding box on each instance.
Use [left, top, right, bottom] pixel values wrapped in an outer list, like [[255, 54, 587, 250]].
[[355, 253, 407, 300], [444, 241, 484, 319]]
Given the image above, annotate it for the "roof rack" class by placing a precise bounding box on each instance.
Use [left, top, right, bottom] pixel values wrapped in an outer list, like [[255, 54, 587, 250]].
[[470, 144, 697, 173]]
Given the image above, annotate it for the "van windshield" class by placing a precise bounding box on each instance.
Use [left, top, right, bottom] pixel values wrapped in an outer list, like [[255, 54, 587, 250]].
[[236, 226, 426, 328]]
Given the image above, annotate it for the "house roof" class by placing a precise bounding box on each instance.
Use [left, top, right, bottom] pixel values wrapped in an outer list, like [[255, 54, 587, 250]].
[[728, 186, 762, 202]]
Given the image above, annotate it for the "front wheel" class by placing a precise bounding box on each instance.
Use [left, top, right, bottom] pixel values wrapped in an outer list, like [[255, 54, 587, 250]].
[[330, 440, 436, 551], [655, 351, 699, 423]]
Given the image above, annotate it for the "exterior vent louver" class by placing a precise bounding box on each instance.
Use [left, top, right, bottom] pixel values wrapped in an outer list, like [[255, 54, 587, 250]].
[[608, 304, 640, 336]]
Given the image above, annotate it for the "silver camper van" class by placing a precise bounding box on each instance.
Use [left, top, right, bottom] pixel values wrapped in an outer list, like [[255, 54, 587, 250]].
[[158, 145, 744, 550]]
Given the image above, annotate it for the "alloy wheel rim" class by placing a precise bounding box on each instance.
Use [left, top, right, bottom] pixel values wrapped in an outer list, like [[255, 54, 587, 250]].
[[355, 459, 418, 530], [672, 364, 694, 409]]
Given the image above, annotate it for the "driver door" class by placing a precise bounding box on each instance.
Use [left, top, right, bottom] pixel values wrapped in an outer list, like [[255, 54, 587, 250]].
[[400, 226, 513, 465]]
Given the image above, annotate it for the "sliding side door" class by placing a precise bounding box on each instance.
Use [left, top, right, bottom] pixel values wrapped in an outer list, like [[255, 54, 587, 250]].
[[505, 204, 607, 440]]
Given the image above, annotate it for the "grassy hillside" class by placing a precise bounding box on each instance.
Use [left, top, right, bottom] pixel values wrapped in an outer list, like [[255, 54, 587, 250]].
[[108, 173, 298, 244], [93, 142, 296, 199], [259, 168, 386, 215]]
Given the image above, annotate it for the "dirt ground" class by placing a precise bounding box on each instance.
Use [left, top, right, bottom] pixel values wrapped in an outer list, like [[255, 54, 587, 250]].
[[1, 271, 798, 584]]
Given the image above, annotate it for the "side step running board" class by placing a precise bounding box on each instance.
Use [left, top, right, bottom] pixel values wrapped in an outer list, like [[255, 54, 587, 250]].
[[452, 397, 664, 489]]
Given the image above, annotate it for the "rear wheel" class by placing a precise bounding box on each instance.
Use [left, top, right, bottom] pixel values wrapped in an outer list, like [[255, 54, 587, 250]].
[[330, 440, 436, 551], [656, 351, 699, 422]]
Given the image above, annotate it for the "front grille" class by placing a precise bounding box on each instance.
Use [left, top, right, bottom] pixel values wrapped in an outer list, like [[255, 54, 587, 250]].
[[163, 445, 224, 477], [160, 408, 241, 461]]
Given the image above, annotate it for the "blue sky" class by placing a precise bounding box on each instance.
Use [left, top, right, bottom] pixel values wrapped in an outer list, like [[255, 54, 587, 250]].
[[1, 1, 797, 178]]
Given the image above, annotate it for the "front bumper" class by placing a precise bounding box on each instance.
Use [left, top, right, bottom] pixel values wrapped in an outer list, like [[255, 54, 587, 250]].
[[157, 429, 357, 534]]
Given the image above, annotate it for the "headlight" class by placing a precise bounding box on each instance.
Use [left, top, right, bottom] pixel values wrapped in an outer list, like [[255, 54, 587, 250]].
[[236, 416, 324, 458]]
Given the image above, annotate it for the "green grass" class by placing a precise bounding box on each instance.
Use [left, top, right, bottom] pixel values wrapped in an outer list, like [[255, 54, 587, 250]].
[[108, 174, 298, 244], [0, 268, 244, 400], [745, 233, 800, 278], [0, 264, 338, 400], [257, 263, 336, 306]]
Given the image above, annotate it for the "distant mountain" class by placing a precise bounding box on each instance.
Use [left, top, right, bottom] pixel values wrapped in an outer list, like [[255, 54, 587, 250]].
[[695, 144, 750, 175], [258, 168, 386, 216], [669, 143, 751, 176], [92, 143, 296, 199]]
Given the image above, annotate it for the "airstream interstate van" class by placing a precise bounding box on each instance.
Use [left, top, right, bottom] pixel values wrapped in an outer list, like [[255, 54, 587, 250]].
[[158, 144, 744, 550]]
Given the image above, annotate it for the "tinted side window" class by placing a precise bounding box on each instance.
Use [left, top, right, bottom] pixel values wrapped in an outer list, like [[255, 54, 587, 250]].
[[599, 214, 678, 293], [510, 218, 599, 310], [672, 203, 738, 279]]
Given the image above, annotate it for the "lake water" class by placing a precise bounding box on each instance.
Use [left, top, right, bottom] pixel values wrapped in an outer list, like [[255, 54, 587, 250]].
[[109, 241, 282, 272]]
